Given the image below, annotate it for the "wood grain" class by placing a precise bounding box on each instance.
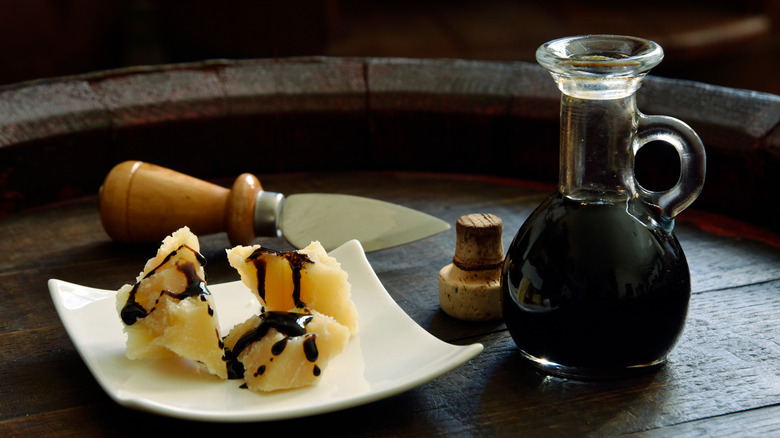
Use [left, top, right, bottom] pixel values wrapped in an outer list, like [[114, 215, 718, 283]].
[[1, 58, 778, 232], [1, 172, 778, 437]]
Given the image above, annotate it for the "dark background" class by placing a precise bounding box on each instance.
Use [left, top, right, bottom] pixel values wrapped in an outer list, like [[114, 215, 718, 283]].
[[1, 0, 778, 94]]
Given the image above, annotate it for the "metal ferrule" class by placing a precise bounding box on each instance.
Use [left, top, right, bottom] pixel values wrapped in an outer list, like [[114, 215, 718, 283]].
[[253, 190, 284, 238]]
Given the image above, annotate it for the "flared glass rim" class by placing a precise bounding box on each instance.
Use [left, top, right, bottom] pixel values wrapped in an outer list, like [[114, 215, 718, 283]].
[[536, 34, 664, 78]]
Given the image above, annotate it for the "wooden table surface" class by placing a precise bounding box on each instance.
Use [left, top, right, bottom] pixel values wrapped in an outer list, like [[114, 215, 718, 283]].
[[2, 171, 779, 437]]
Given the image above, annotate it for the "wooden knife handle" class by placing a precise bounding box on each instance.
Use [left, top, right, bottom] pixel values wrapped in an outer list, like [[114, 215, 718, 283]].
[[99, 161, 262, 246]]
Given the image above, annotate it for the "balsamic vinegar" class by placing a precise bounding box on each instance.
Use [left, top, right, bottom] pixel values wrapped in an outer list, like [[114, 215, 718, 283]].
[[502, 193, 690, 375]]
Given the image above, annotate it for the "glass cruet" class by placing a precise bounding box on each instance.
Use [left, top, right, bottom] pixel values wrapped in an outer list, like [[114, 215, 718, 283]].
[[501, 35, 706, 379]]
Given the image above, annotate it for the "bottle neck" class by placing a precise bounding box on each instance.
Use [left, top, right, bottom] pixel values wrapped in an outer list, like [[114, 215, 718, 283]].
[[558, 93, 638, 203]]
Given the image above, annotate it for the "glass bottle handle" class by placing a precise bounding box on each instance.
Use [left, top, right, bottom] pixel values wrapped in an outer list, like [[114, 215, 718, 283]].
[[634, 113, 707, 220]]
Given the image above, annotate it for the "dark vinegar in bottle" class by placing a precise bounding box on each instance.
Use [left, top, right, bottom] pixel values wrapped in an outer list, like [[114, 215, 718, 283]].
[[501, 193, 690, 377]]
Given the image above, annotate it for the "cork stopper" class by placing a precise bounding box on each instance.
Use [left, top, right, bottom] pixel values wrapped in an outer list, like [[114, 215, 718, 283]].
[[453, 213, 503, 270]]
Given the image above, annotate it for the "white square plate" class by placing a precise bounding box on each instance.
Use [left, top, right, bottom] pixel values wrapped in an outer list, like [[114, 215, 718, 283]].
[[49, 239, 483, 422]]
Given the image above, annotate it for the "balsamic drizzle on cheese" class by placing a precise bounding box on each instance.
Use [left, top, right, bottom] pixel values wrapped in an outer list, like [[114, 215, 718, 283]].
[[120, 244, 211, 326]]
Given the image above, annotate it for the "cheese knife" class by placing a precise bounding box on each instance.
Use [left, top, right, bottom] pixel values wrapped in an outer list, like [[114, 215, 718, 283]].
[[99, 161, 450, 251]]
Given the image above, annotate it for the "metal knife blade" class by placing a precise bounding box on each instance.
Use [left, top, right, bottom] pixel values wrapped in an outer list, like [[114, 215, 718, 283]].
[[254, 191, 450, 252]]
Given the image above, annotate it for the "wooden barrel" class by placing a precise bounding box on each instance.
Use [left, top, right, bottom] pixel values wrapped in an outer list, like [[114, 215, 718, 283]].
[[1, 57, 778, 232]]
